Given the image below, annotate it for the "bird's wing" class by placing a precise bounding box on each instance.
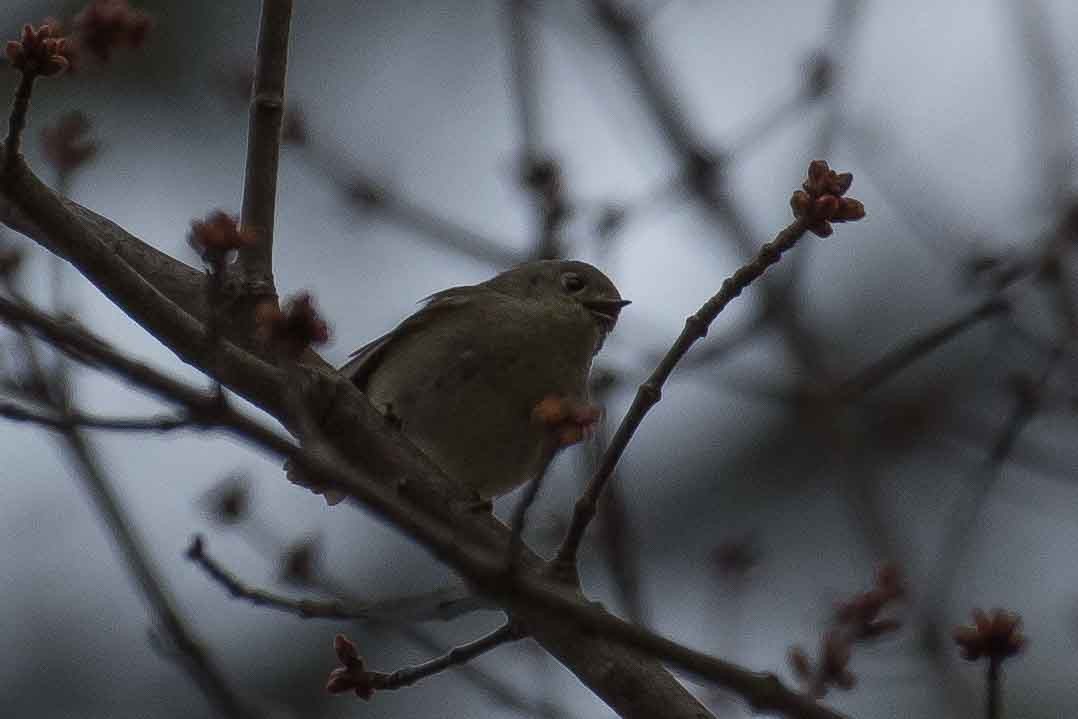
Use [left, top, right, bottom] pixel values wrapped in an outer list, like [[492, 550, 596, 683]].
[[340, 285, 482, 391]]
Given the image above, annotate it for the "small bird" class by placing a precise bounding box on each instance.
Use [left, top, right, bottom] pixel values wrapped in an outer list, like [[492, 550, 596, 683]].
[[321, 260, 628, 504]]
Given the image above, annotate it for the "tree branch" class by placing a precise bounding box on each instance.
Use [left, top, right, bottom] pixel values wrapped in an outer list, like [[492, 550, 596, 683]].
[[1, 285, 252, 718], [833, 297, 1011, 402], [328, 625, 521, 697], [556, 216, 812, 571], [187, 535, 490, 623], [0, 400, 190, 432], [0, 294, 855, 719], [237, 0, 293, 294]]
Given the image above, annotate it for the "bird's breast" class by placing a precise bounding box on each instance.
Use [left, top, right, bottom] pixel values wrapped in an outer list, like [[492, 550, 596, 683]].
[[365, 298, 597, 496]]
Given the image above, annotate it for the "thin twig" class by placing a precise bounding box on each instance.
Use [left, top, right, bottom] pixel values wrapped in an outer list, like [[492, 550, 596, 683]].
[[188, 534, 491, 622], [925, 347, 1062, 613], [214, 526, 540, 712], [588, 374, 646, 625], [367, 624, 520, 693], [1, 287, 252, 718], [833, 297, 1011, 402], [4, 74, 36, 175], [0, 400, 190, 432], [237, 0, 293, 294], [589, 0, 828, 376], [555, 217, 810, 571], [507, 1, 568, 260], [295, 141, 524, 266], [507, 0, 539, 161], [986, 656, 1001, 719], [506, 467, 549, 570], [56, 427, 255, 718]]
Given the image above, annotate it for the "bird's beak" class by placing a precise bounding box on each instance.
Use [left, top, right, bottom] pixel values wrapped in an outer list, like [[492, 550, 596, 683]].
[[583, 298, 631, 330]]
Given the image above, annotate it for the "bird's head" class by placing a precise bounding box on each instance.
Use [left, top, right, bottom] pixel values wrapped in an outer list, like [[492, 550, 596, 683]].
[[485, 260, 630, 336]]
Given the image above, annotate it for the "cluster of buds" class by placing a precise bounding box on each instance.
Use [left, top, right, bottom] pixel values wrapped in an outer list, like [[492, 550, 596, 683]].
[[789, 563, 904, 697], [41, 111, 98, 175], [5, 21, 71, 77], [834, 562, 904, 639], [256, 292, 331, 357], [188, 211, 258, 269], [73, 0, 152, 63], [326, 634, 381, 700], [952, 608, 1026, 662], [790, 160, 865, 238]]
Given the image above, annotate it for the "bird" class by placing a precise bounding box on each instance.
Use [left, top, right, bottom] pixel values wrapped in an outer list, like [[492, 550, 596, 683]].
[[316, 260, 629, 505]]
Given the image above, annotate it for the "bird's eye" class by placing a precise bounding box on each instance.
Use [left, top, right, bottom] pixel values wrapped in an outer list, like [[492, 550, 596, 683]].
[[561, 272, 586, 293]]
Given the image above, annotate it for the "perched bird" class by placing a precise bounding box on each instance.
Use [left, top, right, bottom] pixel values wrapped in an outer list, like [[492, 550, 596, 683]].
[[319, 260, 628, 504]]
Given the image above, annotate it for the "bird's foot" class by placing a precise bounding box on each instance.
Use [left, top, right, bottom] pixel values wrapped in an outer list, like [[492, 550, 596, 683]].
[[532, 395, 602, 447]]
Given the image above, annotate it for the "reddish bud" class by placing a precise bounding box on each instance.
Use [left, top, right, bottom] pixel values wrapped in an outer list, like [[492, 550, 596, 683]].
[[814, 195, 840, 220], [73, 0, 153, 63], [6, 22, 71, 77], [790, 160, 865, 235], [953, 608, 1027, 662], [41, 111, 97, 174], [188, 211, 257, 266], [834, 198, 866, 222], [257, 292, 332, 356], [808, 220, 833, 238], [788, 646, 813, 680], [334, 634, 359, 665], [327, 634, 377, 700]]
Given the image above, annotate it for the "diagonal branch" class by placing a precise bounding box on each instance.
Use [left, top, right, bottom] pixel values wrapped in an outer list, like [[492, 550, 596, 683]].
[[833, 297, 1011, 402], [56, 425, 256, 719], [187, 535, 491, 623], [0, 294, 856, 719], [1, 283, 252, 719], [0, 159, 717, 716], [327, 625, 521, 697], [556, 216, 812, 571], [0, 399, 190, 432]]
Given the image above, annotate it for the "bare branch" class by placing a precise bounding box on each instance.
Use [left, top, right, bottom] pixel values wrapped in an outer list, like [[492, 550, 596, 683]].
[[237, 0, 293, 294], [556, 216, 813, 571], [1, 286, 252, 718], [55, 426, 255, 718], [833, 297, 1011, 402], [0, 295, 853, 719], [507, 0, 540, 161], [296, 136, 524, 266], [4, 74, 36, 175], [187, 535, 489, 623], [588, 0, 830, 375], [327, 625, 520, 697], [0, 400, 190, 432]]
